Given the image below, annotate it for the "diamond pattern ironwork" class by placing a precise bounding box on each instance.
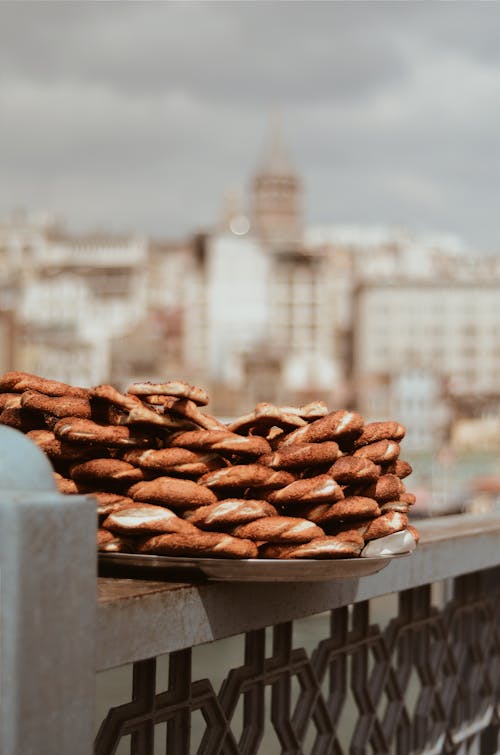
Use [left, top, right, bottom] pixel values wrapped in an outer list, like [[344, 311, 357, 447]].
[[95, 567, 500, 754]]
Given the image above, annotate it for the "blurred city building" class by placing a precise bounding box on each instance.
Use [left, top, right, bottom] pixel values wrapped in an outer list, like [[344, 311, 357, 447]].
[[2, 126, 500, 451]]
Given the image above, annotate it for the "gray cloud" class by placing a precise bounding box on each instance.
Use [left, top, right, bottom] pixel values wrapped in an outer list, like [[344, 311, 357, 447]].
[[1, 1, 500, 250]]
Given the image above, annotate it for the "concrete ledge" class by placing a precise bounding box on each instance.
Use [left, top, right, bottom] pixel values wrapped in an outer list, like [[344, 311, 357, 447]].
[[96, 512, 500, 670]]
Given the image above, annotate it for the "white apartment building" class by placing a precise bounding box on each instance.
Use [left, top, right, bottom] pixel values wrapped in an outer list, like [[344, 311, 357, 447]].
[[353, 281, 500, 449], [0, 211, 149, 387]]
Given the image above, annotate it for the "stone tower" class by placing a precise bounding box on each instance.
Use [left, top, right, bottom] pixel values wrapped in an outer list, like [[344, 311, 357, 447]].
[[251, 119, 302, 248]]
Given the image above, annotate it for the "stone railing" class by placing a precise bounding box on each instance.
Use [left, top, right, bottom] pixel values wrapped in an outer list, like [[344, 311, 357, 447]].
[[0, 426, 499, 755]]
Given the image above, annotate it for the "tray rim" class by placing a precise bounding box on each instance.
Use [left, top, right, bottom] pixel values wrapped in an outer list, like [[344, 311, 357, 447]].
[[98, 550, 412, 582]]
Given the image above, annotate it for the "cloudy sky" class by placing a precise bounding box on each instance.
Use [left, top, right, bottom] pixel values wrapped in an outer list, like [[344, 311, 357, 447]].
[[1, 1, 500, 250]]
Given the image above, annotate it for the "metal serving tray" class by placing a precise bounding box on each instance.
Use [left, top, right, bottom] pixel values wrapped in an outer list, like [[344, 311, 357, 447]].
[[98, 551, 410, 582]]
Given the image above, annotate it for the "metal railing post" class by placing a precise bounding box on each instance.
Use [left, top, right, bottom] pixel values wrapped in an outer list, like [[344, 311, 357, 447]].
[[0, 426, 96, 755]]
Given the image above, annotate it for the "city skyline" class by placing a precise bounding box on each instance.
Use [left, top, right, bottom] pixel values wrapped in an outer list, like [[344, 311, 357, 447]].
[[2, 2, 500, 251]]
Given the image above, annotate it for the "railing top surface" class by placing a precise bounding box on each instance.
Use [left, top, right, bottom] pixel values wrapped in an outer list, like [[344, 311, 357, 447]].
[[96, 512, 500, 670]]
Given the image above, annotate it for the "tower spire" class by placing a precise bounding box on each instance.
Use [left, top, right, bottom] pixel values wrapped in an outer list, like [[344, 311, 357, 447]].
[[251, 116, 302, 248]]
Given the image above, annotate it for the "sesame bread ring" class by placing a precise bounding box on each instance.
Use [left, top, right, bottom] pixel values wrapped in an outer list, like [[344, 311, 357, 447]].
[[278, 410, 364, 448], [92, 493, 135, 517], [127, 380, 209, 406], [354, 421, 406, 448], [53, 474, 80, 494], [363, 511, 408, 541], [0, 406, 45, 432], [383, 459, 413, 478], [91, 384, 142, 412], [103, 503, 198, 536], [268, 474, 344, 506], [0, 371, 89, 398], [259, 536, 362, 559], [138, 531, 258, 559], [227, 403, 307, 436], [166, 398, 228, 431], [232, 516, 324, 544], [170, 430, 271, 458], [21, 390, 92, 419], [98, 534, 137, 553], [311, 496, 381, 523], [71, 458, 145, 486], [360, 474, 404, 502], [328, 455, 381, 485], [0, 392, 20, 409], [26, 429, 101, 462], [281, 401, 329, 420], [260, 441, 341, 471], [128, 476, 217, 509], [399, 492, 416, 505], [53, 417, 151, 447], [353, 440, 400, 464], [380, 501, 411, 514], [184, 499, 278, 530], [122, 448, 226, 477], [97, 528, 115, 547], [198, 464, 295, 491]]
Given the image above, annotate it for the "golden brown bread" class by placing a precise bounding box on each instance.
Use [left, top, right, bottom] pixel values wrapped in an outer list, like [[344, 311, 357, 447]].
[[138, 531, 258, 558], [278, 410, 364, 447], [232, 515, 324, 544], [268, 474, 344, 506], [260, 441, 340, 471], [328, 455, 381, 484], [53, 417, 150, 447], [128, 476, 218, 508], [354, 421, 406, 447], [359, 474, 404, 502], [198, 464, 295, 490], [71, 458, 145, 486], [122, 447, 226, 477], [353, 440, 400, 464], [299, 496, 380, 524], [127, 379, 209, 406], [184, 499, 278, 529], [170, 429, 271, 458], [259, 536, 362, 559], [103, 503, 198, 535], [0, 371, 89, 398]]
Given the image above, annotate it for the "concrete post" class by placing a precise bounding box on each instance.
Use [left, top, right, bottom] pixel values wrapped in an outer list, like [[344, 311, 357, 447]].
[[0, 426, 96, 755]]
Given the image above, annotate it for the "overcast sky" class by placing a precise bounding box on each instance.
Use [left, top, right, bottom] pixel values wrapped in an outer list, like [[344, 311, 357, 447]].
[[1, 1, 500, 250]]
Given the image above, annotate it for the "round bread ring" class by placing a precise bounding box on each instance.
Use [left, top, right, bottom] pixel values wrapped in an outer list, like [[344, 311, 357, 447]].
[[380, 500, 411, 514], [0, 406, 45, 432], [383, 459, 413, 479], [183, 499, 278, 530], [353, 440, 400, 464], [98, 534, 137, 553], [268, 474, 344, 506], [354, 421, 406, 448], [260, 441, 341, 471], [122, 448, 227, 477], [328, 455, 381, 485], [54, 475, 80, 495], [170, 429, 271, 458], [360, 474, 404, 502], [259, 536, 362, 559], [227, 403, 307, 436], [21, 390, 92, 419], [103, 503, 198, 536], [26, 429, 101, 462], [313, 496, 381, 523], [0, 371, 89, 398], [166, 398, 227, 431], [92, 493, 135, 517], [127, 380, 209, 406], [363, 511, 408, 541], [231, 516, 324, 544], [278, 410, 364, 448], [138, 531, 258, 559], [198, 464, 295, 491], [91, 386, 194, 430], [71, 458, 145, 486], [53, 417, 151, 447], [0, 392, 20, 410], [280, 401, 329, 420], [97, 528, 115, 547], [128, 476, 217, 509], [399, 492, 416, 505]]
